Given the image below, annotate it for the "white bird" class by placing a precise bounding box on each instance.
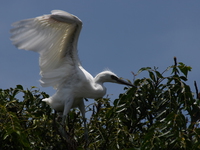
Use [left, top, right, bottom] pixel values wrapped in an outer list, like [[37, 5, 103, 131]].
[[10, 10, 133, 138]]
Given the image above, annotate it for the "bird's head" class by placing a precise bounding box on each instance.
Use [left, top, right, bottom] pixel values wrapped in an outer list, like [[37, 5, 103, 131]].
[[95, 70, 133, 87]]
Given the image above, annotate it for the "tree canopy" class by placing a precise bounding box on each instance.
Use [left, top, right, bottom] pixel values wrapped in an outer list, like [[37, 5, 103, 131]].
[[1, 58, 200, 150]]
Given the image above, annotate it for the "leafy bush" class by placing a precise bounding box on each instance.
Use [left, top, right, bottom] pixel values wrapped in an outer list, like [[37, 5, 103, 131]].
[[1, 58, 200, 149]]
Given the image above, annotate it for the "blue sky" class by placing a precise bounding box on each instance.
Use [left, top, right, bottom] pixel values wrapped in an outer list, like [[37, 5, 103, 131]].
[[1, 1, 200, 103]]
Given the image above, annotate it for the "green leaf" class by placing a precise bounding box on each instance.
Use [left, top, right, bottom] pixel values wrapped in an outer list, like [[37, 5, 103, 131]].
[[148, 71, 156, 81], [178, 62, 192, 77], [16, 84, 24, 90], [155, 71, 163, 78], [137, 67, 151, 75]]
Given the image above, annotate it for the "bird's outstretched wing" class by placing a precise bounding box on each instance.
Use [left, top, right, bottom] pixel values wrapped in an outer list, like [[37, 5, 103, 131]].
[[10, 10, 82, 88]]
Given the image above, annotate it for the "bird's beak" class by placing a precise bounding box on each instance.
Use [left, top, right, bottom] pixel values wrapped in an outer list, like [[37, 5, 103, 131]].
[[111, 75, 134, 87], [116, 78, 134, 87]]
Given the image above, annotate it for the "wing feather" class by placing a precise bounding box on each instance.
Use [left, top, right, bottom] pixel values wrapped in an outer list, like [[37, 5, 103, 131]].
[[10, 10, 82, 88]]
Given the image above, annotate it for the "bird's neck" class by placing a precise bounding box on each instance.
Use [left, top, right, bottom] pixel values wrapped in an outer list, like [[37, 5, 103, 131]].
[[90, 83, 106, 99], [78, 67, 106, 99]]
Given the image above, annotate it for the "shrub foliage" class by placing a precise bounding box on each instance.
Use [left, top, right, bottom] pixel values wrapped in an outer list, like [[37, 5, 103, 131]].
[[1, 58, 200, 150]]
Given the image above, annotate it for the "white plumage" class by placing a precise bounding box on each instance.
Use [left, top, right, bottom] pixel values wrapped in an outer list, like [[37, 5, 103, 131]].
[[10, 10, 133, 137]]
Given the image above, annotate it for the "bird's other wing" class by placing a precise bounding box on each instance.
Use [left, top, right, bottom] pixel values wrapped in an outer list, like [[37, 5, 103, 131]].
[[10, 10, 82, 89]]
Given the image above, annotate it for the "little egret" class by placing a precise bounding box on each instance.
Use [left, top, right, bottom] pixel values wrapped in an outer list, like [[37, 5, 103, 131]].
[[10, 10, 133, 138]]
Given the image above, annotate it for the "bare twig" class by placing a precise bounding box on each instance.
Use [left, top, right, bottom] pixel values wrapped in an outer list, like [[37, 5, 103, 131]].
[[131, 71, 136, 83], [174, 57, 177, 75], [194, 81, 199, 99], [174, 57, 177, 66]]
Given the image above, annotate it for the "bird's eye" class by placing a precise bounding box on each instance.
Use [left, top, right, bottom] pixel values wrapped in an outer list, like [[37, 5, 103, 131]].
[[111, 75, 118, 81]]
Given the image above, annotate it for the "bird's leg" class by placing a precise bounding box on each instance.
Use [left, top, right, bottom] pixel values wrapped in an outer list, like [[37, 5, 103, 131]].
[[83, 117, 88, 140], [58, 99, 73, 140], [56, 111, 63, 122], [58, 114, 69, 140], [79, 99, 89, 145], [53, 111, 65, 138], [53, 110, 57, 133]]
